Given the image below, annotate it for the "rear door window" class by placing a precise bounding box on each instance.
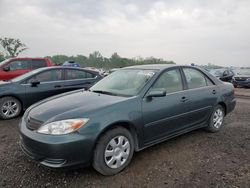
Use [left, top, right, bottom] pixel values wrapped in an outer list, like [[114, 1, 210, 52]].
[[65, 69, 95, 80], [31, 59, 47, 69], [183, 68, 213, 89]]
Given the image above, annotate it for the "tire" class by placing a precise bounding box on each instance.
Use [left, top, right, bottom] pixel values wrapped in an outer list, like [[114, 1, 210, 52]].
[[205, 105, 225, 133], [93, 127, 134, 176], [0, 96, 22, 120]]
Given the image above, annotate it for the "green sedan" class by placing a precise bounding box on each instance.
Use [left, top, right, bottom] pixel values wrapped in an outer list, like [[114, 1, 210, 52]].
[[19, 64, 236, 175]]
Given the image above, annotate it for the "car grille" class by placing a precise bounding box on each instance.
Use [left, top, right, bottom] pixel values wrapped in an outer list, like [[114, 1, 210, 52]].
[[26, 117, 43, 130], [235, 77, 247, 81]]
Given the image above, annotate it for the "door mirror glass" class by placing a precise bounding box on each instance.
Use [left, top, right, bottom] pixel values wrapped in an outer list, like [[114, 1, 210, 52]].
[[3, 66, 10, 71], [147, 89, 166, 98]]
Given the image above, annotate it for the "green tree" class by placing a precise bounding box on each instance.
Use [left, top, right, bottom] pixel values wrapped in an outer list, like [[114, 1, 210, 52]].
[[110, 52, 123, 68], [0, 37, 28, 57], [49, 52, 175, 69], [49, 55, 70, 65], [0, 52, 5, 62], [89, 51, 104, 68]]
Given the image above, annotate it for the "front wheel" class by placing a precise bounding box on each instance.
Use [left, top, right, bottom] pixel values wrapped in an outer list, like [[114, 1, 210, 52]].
[[93, 127, 134, 176], [205, 105, 225, 133]]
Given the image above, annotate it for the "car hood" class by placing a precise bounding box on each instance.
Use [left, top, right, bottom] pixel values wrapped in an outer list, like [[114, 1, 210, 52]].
[[0, 81, 14, 91], [0, 80, 11, 86], [27, 90, 129, 123]]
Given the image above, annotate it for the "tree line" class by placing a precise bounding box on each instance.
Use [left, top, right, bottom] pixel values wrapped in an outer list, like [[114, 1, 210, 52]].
[[0, 37, 175, 69], [47, 52, 175, 69]]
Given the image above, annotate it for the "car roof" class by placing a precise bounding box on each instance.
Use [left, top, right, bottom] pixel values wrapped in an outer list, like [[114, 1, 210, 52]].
[[35, 66, 99, 73], [123, 64, 179, 70], [7, 57, 48, 60]]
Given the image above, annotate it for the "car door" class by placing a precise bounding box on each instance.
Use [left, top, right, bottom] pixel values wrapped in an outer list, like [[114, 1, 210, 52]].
[[1, 59, 32, 80], [63, 69, 99, 91], [142, 68, 190, 143], [182, 67, 218, 127], [24, 69, 65, 107]]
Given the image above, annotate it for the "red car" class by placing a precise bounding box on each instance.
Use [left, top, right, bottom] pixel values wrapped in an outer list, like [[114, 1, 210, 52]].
[[0, 57, 53, 80]]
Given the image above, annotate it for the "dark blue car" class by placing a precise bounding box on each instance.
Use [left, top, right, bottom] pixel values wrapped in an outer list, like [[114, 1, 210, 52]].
[[232, 69, 250, 88], [0, 67, 102, 119]]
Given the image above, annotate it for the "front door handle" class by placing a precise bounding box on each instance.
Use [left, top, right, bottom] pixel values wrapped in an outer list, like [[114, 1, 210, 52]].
[[180, 96, 188, 102]]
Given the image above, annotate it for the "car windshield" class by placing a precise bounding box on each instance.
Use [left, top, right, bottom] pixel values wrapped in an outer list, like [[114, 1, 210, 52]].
[[11, 69, 41, 82], [90, 69, 157, 97], [237, 69, 250, 75]]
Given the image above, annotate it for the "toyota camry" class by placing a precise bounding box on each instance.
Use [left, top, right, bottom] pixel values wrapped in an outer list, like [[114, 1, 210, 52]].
[[19, 64, 236, 175]]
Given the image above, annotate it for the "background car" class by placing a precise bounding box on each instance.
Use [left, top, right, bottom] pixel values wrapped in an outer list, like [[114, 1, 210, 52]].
[[62, 60, 80, 67], [0, 57, 53, 80], [232, 69, 250, 88], [0, 67, 103, 119], [19, 64, 236, 175], [209, 68, 234, 82]]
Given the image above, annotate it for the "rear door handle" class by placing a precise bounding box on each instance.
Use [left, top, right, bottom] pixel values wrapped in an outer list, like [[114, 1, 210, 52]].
[[54, 85, 62, 88], [180, 96, 188, 102]]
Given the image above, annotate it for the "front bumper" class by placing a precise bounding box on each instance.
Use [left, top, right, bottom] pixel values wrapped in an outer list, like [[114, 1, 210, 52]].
[[19, 118, 95, 168], [232, 80, 250, 87]]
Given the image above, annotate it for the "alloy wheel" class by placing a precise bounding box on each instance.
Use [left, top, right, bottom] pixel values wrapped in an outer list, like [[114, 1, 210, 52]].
[[213, 108, 224, 129], [1, 100, 19, 118]]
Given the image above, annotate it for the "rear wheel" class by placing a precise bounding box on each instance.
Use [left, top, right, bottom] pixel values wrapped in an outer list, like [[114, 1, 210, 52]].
[[0, 96, 22, 119], [206, 105, 225, 132], [93, 127, 134, 176]]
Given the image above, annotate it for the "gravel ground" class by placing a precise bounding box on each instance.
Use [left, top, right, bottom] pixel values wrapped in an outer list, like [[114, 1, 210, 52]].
[[0, 97, 249, 188]]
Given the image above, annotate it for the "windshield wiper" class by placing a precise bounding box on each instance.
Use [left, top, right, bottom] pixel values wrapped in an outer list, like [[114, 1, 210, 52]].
[[90, 90, 117, 96]]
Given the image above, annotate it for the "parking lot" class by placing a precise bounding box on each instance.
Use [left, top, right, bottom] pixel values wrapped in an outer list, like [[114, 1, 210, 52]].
[[0, 91, 249, 188]]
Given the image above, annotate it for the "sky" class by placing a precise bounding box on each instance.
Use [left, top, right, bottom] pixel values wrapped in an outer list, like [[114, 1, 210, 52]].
[[0, 0, 250, 67]]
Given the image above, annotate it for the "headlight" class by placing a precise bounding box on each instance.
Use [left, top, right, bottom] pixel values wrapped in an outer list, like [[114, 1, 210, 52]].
[[37, 118, 89, 135]]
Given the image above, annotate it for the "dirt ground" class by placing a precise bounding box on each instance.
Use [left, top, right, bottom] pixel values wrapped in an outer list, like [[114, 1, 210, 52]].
[[0, 97, 249, 188]]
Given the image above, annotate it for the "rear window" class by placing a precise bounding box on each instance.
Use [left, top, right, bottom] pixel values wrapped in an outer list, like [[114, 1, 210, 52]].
[[31, 60, 47, 69]]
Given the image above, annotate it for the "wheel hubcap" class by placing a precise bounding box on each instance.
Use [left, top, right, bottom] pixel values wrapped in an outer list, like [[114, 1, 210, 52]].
[[104, 135, 130, 169], [213, 108, 223, 129], [1, 100, 19, 118]]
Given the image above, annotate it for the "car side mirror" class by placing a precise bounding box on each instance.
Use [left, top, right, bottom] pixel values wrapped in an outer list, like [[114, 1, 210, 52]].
[[30, 80, 40, 87], [147, 89, 166, 98], [3, 66, 10, 71]]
